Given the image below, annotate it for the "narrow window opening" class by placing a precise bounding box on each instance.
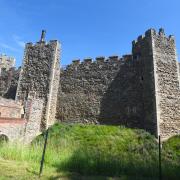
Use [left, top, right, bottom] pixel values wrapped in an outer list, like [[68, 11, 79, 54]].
[[133, 107, 137, 114], [127, 107, 130, 115]]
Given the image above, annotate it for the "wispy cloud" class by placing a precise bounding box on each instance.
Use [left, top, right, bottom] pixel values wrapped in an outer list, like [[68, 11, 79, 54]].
[[0, 34, 25, 53], [0, 42, 21, 52], [12, 35, 25, 48]]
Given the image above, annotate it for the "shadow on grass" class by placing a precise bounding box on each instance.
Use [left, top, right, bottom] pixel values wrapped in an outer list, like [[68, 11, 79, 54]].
[[50, 147, 158, 179], [50, 145, 180, 180], [49, 173, 113, 180], [49, 174, 159, 180], [37, 124, 180, 180]]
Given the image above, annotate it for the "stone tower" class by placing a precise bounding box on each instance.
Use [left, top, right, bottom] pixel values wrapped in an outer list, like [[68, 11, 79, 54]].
[[16, 30, 60, 130], [132, 28, 180, 140]]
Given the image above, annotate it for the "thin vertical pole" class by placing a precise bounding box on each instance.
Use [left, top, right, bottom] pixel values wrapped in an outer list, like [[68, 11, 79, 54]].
[[39, 128, 49, 177], [158, 135, 162, 180]]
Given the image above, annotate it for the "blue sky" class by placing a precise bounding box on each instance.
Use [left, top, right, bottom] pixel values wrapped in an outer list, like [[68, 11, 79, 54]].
[[0, 0, 179, 67]]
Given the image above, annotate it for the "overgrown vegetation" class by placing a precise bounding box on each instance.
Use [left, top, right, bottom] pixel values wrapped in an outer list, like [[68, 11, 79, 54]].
[[0, 123, 180, 179]]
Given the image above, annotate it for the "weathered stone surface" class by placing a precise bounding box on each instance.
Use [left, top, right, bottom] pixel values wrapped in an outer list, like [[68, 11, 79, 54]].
[[16, 39, 60, 129], [152, 30, 180, 139], [0, 68, 20, 98], [23, 98, 44, 143], [57, 28, 180, 140], [0, 54, 15, 75], [132, 30, 158, 135], [0, 97, 23, 118], [0, 32, 60, 143], [0, 118, 26, 142], [57, 57, 122, 124], [57, 54, 145, 130], [1, 28, 180, 141]]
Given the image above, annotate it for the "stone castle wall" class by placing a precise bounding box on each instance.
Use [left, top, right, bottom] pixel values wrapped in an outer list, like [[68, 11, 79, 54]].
[[0, 97, 23, 118], [58, 56, 123, 124], [58, 28, 180, 140], [16, 42, 55, 100], [0, 28, 180, 141], [0, 68, 19, 98], [23, 98, 44, 143], [0, 118, 26, 142], [58, 54, 145, 129], [0, 54, 15, 75], [16, 40, 60, 129], [0, 31, 61, 143], [132, 30, 158, 135], [152, 30, 180, 139], [45, 41, 60, 126]]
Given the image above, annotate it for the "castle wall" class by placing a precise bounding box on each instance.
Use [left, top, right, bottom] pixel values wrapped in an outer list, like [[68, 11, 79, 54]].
[[45, 41, 60, 126], [0, 118, 25, 142], [58, 57, 122, 124], [3, 68, 20, 99], [16, 42, 54, 101], [58, 55, 144, 128], [132, 30, 158, 135], [16, 40, 60, 129], [23, 98, 44, 143], [0, 97, 23, 118], [0, 54, 15, 75], [1, 28, 180, 140], [152, 30, 180, 139], [0, 68, 18, 97]]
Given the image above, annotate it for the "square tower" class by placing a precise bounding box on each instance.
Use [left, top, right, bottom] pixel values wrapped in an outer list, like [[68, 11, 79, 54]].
[[16, 30, 60, 129], [132, 28, 180, 140]]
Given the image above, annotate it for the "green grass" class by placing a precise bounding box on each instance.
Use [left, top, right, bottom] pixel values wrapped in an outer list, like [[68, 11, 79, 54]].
[[0, 159, 116, 180], [0, 123, 180, 179]]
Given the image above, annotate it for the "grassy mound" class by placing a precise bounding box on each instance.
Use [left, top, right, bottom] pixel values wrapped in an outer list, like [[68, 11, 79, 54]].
[[33, 124, 159, 178], [0, 123, 180, 179]]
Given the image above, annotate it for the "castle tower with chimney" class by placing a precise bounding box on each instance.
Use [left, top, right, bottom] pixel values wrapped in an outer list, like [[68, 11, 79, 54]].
[[16, 30, 60, 131]]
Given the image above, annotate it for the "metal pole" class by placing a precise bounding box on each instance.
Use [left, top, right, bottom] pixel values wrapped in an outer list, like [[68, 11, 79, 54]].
[[39, 128, 49, 177], [158, 135, 162, 180]]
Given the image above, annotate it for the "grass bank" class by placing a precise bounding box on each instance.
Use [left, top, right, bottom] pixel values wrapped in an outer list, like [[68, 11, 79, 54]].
[[0, 123, 180, 179]]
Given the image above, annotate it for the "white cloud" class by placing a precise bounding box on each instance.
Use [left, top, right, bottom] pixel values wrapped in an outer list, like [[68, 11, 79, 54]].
[[0, 42, 21, 52], [12, 35, 25, 48]]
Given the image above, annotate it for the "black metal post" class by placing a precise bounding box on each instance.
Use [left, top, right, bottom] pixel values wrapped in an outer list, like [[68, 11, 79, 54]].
[[39, 128, 49, 177], [159, 135, 162, 180]]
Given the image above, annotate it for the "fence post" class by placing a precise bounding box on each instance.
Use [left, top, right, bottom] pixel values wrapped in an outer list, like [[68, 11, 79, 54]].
[[39, 128, 49, 177], [158, 135, 162, 180]]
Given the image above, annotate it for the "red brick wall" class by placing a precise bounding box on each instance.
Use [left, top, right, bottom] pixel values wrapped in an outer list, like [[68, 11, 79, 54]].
[[0, 105, 22, 118], [0, 117, 26, 124]]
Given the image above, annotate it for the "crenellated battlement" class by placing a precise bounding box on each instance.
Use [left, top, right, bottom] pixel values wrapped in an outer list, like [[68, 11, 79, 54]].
[[1, 28, 179, 142], [64, 54, 134, 71], [59, 28, 180, 140], [132, 28, 175, 47], [25, 39, 59, 49]]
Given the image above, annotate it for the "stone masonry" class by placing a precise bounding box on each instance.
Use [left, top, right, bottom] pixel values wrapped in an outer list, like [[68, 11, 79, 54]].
[[0, 28, 179, 141], [0, 97, 24, 118], [0, 118, 26, 142], [0, 54, 15, 75], [152, 29, 180, 139], [0, 31, 60, 143], [16, 31, 60, 129], [58, 28, 180, 140]]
